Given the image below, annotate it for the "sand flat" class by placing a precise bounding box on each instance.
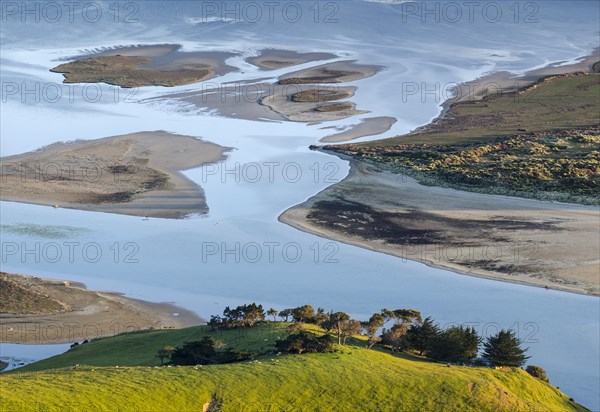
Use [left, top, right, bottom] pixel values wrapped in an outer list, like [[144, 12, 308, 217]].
[[0, 131, 230, 219], [280, 159, 600, 296], [278, 60, 381, 85], [246, 49, 337, 70], [320, 116, 397, 142], [261, 85, 367, 122]]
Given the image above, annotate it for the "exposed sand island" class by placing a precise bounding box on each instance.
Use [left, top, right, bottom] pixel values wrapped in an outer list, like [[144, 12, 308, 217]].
[[0, 272, 202, 344], [320, 116, 398, 142], [246, 49, 337, 70], [51, 44, 237, 88], [0, 131, 230, 219], [152, 59, 386, 129], [278, 60, 380, 84], [261, 85, 368, 122], [280, 160, 600, 295]]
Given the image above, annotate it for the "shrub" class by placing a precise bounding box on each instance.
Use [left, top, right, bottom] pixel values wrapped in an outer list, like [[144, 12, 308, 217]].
[[526, 365, 549, 382], [275, 331, 334, 354]]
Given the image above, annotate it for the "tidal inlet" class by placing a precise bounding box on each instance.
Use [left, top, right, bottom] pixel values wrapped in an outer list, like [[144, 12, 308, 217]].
[[0, 1, 599, 411]]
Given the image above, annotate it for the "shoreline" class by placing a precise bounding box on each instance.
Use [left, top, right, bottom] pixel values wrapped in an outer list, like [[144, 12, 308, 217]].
[[279, 50, 600, 297], [279, 159, 599, 297], [1, 272, 204, 344], [413, 47, 600, 134]]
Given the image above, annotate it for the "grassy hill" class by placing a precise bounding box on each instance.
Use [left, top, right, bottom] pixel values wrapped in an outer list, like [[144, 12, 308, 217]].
[[0, 324, 587, 411]]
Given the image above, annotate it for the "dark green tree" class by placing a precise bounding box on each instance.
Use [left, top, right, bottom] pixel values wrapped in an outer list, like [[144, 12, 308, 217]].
[[405, 317, 440, 355], [428, 326, 480, 364], [483, 329, 529, 367], [170, 337, 217, 365], [275, 331, 334, 354]]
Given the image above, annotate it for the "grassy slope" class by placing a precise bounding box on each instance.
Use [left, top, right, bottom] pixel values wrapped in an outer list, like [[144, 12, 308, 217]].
[[362, 74, 599, 146], [0, 325, 587, 411]]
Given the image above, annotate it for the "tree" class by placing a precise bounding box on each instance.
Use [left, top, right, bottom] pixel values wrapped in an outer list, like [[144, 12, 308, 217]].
[[208, 315, 225, 331], [267, 308, 278, 322], [428, 326, 480, 364], [378, 308, 422, 353], [220, 303, 265, 328], [170, 337, 217, 365], [156, 345, 175, 365], [275, 331, 334, 354], [239, 303, 265, 327], [324, 312, 351, 345], [291, 305, 315, 323], [361, 313, 385, 349], [381, 324, 409, 353], [341, 319, 362, 345], [405, 317, 440, 355], [483, 329, 529, 367], [169, 337, 252, 366], [278, 308, 293, 322], [311, 307, 328, 326], [382, 308, 422, 327], [526, 365, 549, 382]]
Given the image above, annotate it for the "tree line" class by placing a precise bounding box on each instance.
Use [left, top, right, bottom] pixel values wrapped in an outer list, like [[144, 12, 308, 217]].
[[158, 303, 545, 380]]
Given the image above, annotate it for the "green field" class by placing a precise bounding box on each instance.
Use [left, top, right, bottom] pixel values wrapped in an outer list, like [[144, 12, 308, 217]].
[[364, 74, 600, 146], [0, 324, 586, 411]]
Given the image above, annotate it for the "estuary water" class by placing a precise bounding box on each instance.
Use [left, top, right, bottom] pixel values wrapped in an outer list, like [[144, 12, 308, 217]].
[[1, 1, 599, 408]]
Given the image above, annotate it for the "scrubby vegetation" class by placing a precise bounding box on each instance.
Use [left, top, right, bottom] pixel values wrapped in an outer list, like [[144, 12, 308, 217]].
[[51, 55, 211, 88], [0, 273, 68, 314], [526, 365, 550, 382], [324, 128, 600, 204], [291, 88, 351, 102]]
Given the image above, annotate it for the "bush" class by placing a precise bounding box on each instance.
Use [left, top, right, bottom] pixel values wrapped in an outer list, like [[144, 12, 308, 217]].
[[169, 336, 253, 366], [275, 331, 334, 354], [170, 337, 217, 365], [526, 365, 549, 382]]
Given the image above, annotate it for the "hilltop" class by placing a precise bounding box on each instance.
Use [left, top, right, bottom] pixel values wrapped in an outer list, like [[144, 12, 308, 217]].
[[0, 323, 586, 411]]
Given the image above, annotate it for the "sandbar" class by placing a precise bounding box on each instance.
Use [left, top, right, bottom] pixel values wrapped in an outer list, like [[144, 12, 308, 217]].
[[0, 131, 230, 219]]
